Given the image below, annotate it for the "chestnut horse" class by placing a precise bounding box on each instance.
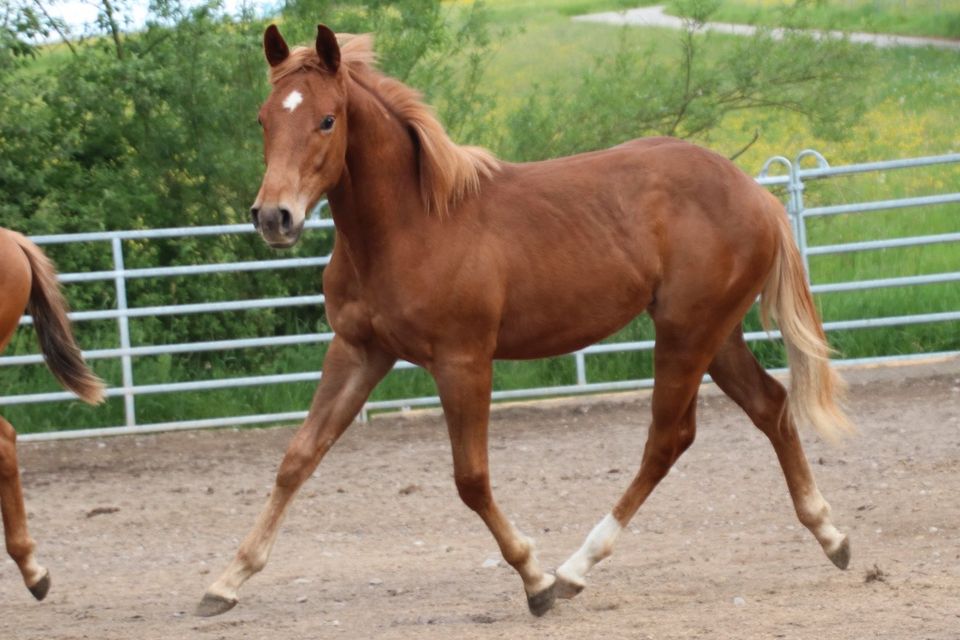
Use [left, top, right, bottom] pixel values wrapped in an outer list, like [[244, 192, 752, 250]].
[[198, 25, 854, 617], [0, 228, 105, 600]]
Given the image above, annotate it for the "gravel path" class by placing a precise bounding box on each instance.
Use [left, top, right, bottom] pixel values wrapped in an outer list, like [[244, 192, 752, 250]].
[[574, 5, 960, 50]]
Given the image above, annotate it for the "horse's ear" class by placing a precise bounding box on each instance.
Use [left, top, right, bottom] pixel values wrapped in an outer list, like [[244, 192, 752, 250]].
[[264, 24, 289, 67], [315, 24, 341, 74]]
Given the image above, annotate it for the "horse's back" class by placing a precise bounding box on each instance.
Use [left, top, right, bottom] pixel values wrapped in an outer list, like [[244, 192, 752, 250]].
[[494, 136, 772, 226], [548, 137, 781, 273], [485, 136, 777, 272]]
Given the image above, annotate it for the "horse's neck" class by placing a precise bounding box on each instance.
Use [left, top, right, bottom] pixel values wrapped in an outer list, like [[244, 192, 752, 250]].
[[327, 78, 421, 274]]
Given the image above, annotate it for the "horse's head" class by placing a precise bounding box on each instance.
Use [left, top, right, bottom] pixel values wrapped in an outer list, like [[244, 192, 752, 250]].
[[251, 24, 347, 248]]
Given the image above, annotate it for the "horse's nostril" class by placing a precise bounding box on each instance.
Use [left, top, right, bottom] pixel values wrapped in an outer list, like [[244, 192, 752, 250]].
[[279, 208, 292, 232], [250, 207, 261, 229]]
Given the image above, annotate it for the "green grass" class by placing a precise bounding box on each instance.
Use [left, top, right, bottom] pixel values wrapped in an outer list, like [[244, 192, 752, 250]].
[[3, 0, 958, 433]]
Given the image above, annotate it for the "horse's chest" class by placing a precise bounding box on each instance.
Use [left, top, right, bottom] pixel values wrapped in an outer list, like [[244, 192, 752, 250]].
[[367, 309, 436, 366], [324, 272, 436, 364]]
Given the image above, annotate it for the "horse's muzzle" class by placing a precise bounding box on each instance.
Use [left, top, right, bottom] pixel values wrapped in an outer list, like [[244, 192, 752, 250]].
[[251, 205, 303, 248]]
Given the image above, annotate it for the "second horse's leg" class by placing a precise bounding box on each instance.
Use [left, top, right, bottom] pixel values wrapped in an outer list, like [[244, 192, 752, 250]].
[[197, 337, 396, 616], [0, 416, 50, 600]]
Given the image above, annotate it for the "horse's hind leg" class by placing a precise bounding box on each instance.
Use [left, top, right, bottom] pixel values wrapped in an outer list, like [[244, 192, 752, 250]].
[[555, 328, 709, 598], [0, 416, 50, 600], [707, 329, 849, 568]]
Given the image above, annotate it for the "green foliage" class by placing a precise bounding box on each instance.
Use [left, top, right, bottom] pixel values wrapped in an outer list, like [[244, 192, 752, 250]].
[[0, 0, 500, 232], [501, 0, 870, 161], [0, 2, 57, 71], [280, 0, 502, 140]]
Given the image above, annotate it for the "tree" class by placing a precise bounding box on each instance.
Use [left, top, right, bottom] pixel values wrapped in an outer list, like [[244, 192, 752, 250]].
[[2, 0, 85, 63], [501, 0, 870, 162], [279, 0, 500, 140]]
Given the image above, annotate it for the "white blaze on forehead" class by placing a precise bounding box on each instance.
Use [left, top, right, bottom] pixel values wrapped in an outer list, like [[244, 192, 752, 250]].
[[282, 90, 304, 112]]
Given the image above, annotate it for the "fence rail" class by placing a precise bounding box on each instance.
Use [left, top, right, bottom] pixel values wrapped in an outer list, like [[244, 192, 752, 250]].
[[3, 150, 959, 441]]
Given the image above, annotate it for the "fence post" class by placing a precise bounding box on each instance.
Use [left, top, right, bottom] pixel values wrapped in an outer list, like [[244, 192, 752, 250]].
[[788, 150, 830, 281], [785, 163, 811, 280], [111, 237, 136, 427], [574, 352, 587, 386], [758, 154, 815, 280]]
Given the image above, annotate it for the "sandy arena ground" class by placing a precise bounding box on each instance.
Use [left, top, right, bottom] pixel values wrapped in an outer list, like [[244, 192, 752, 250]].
[[2, 357, 959, 639]]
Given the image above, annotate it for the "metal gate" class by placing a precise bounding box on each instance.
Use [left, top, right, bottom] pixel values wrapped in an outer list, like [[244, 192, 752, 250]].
[[3, 150, 958, 441]]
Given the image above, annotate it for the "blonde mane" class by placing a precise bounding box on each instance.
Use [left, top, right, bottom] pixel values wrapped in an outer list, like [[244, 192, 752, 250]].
[[269, 34, 499, 217]]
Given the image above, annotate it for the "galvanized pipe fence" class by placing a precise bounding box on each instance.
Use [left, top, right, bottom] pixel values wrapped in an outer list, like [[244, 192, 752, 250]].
[[3, 150, 959, 441]]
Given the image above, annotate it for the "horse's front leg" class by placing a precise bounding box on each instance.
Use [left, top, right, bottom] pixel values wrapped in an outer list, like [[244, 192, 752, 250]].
[[0, 416, 50, 600], [432, 357, 556, 616], [196, 337, 396, 616]]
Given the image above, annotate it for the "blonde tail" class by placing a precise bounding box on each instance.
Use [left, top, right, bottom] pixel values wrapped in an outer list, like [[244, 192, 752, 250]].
[[760, 205, 853, 441]]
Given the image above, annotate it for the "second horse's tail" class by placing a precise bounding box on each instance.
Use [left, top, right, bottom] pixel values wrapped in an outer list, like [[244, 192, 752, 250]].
[[14, 234, 106, 405], [759, 199, 853, 441]]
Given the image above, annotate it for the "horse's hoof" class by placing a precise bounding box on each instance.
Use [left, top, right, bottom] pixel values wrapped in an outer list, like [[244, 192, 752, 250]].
[[828, 535, 851, 570], [28, 571, 51, 601], [195, 592, 238, 617], [554, 574, 585, 600], [526, 581, 557, 617]]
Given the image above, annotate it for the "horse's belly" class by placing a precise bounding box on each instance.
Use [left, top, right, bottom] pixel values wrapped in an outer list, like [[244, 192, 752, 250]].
[[493, 294, 649, 360]]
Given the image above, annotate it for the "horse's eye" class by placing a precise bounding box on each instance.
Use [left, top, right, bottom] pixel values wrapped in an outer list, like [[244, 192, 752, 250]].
[[319, 115, 336, 132]]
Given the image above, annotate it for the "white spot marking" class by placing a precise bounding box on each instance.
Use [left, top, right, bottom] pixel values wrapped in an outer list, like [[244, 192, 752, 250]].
[[283, 90, 303, 112], [557, 513, 623, 586]]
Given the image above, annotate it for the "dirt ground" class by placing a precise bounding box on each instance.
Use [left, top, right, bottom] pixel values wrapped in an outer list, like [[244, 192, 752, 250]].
[[2, 357, 959, 639]]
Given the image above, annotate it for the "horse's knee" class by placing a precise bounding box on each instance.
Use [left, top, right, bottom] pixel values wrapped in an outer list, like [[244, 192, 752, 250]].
[[454, 470, 490, 513], [644, 421, 695, 468], [275, 447, 313, 489]]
